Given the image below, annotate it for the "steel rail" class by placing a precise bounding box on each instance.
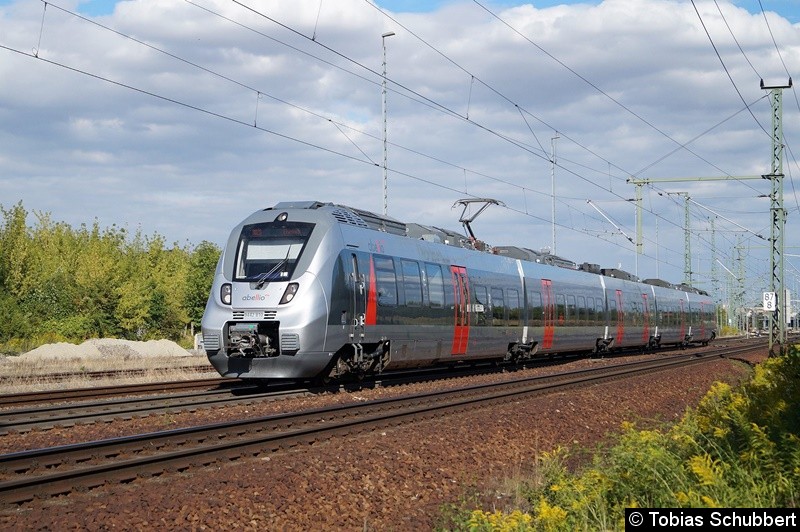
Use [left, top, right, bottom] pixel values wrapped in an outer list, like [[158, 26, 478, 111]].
[[0, 377, 235, 408], [0, 339, 760, 432], [0, 382, 308, 435], [0, 345, 763, 505]]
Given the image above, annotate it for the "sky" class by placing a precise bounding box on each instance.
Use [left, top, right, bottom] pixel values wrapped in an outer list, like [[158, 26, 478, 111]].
[[26, 1, 800, 21], [2, 0, 800, 310]]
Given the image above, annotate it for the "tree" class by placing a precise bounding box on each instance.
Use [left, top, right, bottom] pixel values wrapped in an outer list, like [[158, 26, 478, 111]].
[[185, 241, 221, 329], [0, 201, 219, 348]]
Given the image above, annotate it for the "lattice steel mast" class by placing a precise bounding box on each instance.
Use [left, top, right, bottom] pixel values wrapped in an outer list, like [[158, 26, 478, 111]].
[[761, 78, 791, 355]]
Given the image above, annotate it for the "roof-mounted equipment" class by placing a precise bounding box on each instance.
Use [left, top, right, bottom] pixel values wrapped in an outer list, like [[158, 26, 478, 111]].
[[453, 198, 505, 251]]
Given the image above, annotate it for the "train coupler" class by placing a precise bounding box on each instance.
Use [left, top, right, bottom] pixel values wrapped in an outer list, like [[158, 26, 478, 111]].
[[328, 340, 391, 379], [505, 341, 539, 362], [646, 335, 661, 351], [594, 337, 614, 355]]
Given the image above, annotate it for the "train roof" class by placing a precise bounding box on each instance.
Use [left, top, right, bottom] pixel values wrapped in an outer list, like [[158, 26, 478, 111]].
[[264, 201, 708, 295], [493, 246, 577, 269]]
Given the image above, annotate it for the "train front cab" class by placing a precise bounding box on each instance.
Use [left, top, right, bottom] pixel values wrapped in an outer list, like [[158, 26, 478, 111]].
[[202, 211, 338, 380]]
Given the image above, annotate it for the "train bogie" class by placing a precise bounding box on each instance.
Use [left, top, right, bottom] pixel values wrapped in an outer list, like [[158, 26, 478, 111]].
[[201, 201, 717, 380]]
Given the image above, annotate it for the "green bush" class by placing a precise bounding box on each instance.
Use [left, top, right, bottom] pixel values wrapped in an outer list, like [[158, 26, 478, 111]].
[[0, 202, 220, 349], [444, 348, 800, 530]]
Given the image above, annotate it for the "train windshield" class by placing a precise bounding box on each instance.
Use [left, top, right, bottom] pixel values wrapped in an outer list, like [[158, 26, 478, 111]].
[[234, 222, 315, 283]]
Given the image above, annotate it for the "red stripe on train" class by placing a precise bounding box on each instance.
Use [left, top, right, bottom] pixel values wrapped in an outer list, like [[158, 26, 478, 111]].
[[365, 255, 377, 326]]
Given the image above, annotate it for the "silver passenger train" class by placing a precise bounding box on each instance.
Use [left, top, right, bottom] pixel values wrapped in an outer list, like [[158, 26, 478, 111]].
[[201, 201, 717, 380]]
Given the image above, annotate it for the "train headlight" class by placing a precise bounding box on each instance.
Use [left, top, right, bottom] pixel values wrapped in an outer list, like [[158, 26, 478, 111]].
[[220, 283, 232, 305], [279, 283, 299, 304]]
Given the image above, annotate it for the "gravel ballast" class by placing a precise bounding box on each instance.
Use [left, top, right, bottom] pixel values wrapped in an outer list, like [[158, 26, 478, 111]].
[[0, 350, 766, 530]]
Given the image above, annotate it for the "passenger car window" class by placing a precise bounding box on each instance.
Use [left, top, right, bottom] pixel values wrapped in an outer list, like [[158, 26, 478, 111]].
[[374, 256, 397, 307], [426, 263, 444, 308], [400, 260, 422, 307]]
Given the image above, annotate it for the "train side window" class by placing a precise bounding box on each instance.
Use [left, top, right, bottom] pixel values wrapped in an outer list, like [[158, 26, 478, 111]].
[[567, 295, 577, 326], [608, 298, 617, 324], [627, 301, 636, 326], [400, 260, 422, 307], [425, 263, 444, 308], [373, 255, 397, 307], [508, 289, 521, 326], [443, 269, 455, 308], [577, 295, 586, 325], [491, 287, 506, 326], [472, 285, 488, 326], [585, 297, 594, 323], [596, 298, 605, 323], [556, 294, 566, 325], [528, 290, 543, 327]]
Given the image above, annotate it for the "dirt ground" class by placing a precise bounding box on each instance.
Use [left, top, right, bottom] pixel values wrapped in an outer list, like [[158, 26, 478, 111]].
[[0, 350, 766, 530]]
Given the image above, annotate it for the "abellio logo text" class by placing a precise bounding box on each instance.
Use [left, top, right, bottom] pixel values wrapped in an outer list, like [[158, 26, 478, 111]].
[[242, 294, 267, 301]]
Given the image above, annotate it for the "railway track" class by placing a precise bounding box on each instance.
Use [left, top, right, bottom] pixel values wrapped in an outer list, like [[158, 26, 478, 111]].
[[0, 344, 763, 505], [0, 364, 215, 386], [0, 377, 235, 408], [0, 381, 304, 435], [0, 361, 551, 434], [0, 339, 758, 434]]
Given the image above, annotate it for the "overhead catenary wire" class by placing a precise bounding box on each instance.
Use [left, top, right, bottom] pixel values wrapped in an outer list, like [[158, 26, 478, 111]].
[[228, 0, 783, 264], [101, 4, 788, 276], [714, 0, 762, 80], [360, 0, 776, 273], [470, 0, 755, 180], [4, 0, 788, 288], [690, 0, 769, 137]]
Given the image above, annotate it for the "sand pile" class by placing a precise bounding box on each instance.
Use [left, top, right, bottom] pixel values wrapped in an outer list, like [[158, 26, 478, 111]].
[[21, 339, 194, 360]]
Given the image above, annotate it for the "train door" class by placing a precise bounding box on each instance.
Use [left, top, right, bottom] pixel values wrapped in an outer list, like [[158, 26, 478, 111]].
[[615, 289, 625, 346], [349, 254, 368, 343], [450, 266, 470, 355], [541, 279, 555, 349]]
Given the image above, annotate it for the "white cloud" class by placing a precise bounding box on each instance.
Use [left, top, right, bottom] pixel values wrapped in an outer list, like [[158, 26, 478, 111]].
[[1, 0, 798, 301]]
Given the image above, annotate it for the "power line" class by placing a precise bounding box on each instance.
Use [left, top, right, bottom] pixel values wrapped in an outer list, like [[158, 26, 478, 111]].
[[228, 0, 777, 263], [470, 0, 752, 179], [690, 0, 769, 136], [714, 0, 761, 79], [7, 0, 787, 281]]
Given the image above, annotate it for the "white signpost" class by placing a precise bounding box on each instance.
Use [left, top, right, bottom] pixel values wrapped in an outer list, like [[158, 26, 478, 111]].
[[763, 291, 777, 312]]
